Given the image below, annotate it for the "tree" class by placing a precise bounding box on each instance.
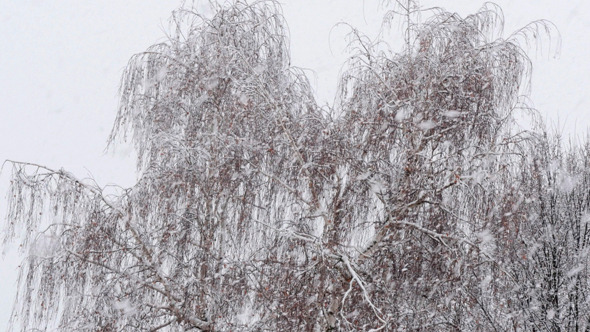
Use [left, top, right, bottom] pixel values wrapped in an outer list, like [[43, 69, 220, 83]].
[[3, 1, 567, 331], [499, 133, 590, 331]]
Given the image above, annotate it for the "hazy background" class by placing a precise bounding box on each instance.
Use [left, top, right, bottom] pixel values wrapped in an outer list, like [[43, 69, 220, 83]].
[[1, 0, 588, 329]]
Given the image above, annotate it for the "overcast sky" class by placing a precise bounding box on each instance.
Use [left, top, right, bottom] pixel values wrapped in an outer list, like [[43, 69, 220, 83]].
[[1, 0, 588, 329]]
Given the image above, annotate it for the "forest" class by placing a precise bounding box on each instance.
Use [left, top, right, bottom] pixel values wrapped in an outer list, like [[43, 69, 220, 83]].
[[3, 1, 588, 331]]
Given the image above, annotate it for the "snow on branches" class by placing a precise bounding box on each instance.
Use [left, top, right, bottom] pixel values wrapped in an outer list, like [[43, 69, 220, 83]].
[[4, 1, 577, 331]]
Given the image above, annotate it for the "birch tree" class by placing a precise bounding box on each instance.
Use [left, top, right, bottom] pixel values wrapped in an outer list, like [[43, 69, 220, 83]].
[[3, 1, 567, 331]]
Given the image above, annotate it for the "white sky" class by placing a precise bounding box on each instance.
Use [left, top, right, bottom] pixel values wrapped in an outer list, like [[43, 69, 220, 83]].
[[1, 0, 588, 329]]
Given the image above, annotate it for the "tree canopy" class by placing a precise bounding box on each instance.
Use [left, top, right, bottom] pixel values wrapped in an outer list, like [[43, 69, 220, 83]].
[[7, 1, 587, 331]]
